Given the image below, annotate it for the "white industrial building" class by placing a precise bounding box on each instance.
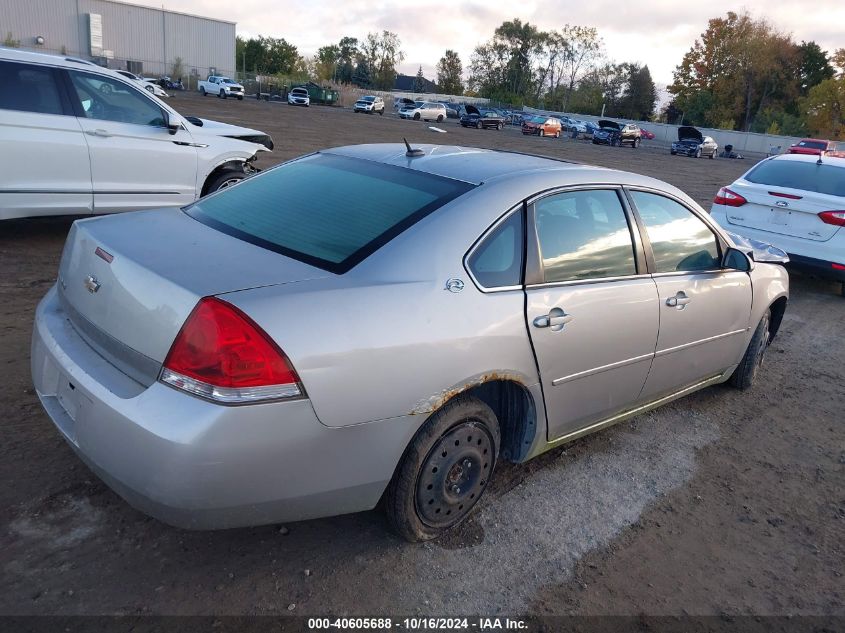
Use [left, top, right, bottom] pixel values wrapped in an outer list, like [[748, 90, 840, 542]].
[[0, 0, 236, 80]]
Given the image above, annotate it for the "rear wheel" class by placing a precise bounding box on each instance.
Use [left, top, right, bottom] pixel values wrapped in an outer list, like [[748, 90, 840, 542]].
[[497, 122, 503, 130], [539, 129, 545, 137], [729, 309, 771, 390], [633, 138, 640, 148], [554, 130, 560, 138], [695, 148, 702, 158], [237, 95, 243, 101], [476, 121, 482, 129], [437, 115, 444, 122], [709, 150, 715, 159], [384, 396, 500, 542], [414, 112, 421, 121], [200, 86, 206, 96], [379, 109, 383, 116], [219, 89, 226, 99]]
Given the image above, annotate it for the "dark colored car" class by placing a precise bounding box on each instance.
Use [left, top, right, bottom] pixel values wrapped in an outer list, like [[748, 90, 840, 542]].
[[592, 120, 641, 147], [787, 139, 836, 156], [671, 126, 718, 158], [438, 102, 460, 118], [460, 105, 506, 130]]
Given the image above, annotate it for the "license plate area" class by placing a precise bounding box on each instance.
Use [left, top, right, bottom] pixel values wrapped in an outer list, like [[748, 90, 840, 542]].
[[768, 209, 791, 226]]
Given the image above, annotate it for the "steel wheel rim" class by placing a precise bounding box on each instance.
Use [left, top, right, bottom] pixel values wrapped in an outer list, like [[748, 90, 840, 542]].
[[415, 421, 494, 528], [755, 316, 770, 368]]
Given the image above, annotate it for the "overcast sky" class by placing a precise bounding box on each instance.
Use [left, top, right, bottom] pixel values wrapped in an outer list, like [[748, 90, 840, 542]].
[[162, 0, 844, 90]]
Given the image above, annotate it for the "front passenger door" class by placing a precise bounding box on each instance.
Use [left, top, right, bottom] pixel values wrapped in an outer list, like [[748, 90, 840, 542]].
[[525, 188, 660, 440], [630, 190, 753, 400]]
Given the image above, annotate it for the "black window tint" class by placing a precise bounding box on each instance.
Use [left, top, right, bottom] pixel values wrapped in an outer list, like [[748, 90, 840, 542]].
[[467, 212, 523, 288], [0, 61, 63, 115], [187, 153, 474, 274], [68, 71, 165, 127], [746, 160, 845, 197], [535, 190, 637, 283], [631, 191, 721, 273]]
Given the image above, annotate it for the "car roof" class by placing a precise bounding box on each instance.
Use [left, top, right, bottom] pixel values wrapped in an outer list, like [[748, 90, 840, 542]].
[[767, 153, 845, 166], [0, 46, 102, 70], [323, 143, 666, 187]]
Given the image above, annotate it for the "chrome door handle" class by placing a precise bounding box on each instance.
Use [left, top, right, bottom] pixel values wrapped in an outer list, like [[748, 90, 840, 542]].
[[533, 307, 574, 331], [666, 291, 692, 309], [87, 129, 112, 137]]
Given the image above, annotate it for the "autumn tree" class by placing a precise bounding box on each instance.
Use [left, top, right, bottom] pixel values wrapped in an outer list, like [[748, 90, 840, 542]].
[[436, 50, 463, 95], [802, 74, 845, 138]]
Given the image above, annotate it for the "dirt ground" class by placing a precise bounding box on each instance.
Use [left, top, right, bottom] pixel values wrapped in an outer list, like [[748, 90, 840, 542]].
[[1, 93, 843, 618]]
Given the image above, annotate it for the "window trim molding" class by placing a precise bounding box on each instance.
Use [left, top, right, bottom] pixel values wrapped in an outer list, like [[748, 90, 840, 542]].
[[462, 202, 526, 293], [525, 185, 644, 287]]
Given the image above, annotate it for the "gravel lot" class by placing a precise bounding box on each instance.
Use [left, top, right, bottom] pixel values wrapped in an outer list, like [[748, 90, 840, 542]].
[[1, 93, 843, 617]]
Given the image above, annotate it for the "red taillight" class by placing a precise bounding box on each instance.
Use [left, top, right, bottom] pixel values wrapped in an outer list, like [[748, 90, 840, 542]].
[[160, 297, 301, 404], [714, 187, 747, 207], [768, 191, 802, 200], [818, 211, 845, 227], [832, 263, 845, 270]]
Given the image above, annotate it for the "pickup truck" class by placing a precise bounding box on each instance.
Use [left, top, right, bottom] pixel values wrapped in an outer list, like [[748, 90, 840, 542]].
[[198, 75, 245, 100]]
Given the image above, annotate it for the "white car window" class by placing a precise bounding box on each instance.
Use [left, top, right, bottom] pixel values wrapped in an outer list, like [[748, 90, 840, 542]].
[[69, 70, 166, 127]]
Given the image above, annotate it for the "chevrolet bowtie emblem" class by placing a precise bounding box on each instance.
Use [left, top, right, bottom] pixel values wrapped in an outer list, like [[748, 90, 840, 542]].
[[84, 275, 101, 294]]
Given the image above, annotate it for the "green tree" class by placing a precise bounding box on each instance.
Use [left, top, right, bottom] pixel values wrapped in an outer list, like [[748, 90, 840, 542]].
[[413, 66, 426, 93], [352, 58, 371, 87], [797, 41, 835, 95], [436, 50, 463, 95], [618, 64, 657, 120], [469, 19, 544, 103], [557, 25, 602, 111], [315, 44, 340, 81], [361, 31, 405, 90], [801, 76, 845, 138]]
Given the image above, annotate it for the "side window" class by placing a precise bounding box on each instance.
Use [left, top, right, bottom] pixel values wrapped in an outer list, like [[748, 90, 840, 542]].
[[467, 211, 524, 288], [68, 70, 165, 127], [631, 191, 721, 273], [0, 61, 64, 115], [534, 190, 637, 283]]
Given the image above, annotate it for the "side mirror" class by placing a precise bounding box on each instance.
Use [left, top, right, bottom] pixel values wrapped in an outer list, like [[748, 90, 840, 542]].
[[722, 247, 752, 272], [164, 111, 182, 135]]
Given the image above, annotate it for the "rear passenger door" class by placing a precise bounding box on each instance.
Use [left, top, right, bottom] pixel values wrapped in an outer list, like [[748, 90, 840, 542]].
[[525, 188, 660, 440], [0, 60, 92, 219], [628, 189, 752, 400]]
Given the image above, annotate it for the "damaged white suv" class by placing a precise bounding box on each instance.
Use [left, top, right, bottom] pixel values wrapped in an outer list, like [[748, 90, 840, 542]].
[[0, 49, 273, 221]]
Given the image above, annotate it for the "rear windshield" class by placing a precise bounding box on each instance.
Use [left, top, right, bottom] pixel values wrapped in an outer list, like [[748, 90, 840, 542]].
[[796, 141, 826, 149], [186, 153, 474, 273], [745, 160, 845, 197]]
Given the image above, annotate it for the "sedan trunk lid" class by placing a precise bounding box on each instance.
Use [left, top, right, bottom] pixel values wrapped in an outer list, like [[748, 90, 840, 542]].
[[58, 208, 328, 383]]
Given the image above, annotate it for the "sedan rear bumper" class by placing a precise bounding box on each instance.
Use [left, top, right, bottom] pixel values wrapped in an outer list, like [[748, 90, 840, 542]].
[[31, 286, 420, 529], [785, 254, 845, 282]]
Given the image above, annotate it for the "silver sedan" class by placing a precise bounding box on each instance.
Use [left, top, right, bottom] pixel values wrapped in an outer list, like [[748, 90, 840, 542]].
[[31, 144, 789, 541]]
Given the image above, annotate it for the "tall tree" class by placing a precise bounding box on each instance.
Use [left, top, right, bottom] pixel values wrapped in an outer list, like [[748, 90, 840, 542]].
[[801, 75, 845, 138], [469, 19, 544, 103], [361, 31, 405, 90], [235, 35, 301, 75], [352, 58, 371, 88], [618, 64, 657, 120], [558, 25, 602, 111], [315, 44, 340, 82], [413, 66, 426, 93], [436, 50, 464, 95], [798, 41, 835, 95]]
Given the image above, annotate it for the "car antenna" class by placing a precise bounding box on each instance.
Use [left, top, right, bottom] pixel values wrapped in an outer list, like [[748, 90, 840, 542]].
[[404, 138, 425, 158]]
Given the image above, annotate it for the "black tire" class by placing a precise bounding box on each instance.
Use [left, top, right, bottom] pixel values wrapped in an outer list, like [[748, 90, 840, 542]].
[[709, 151, 715, 159], [437, 115, 444, 122], [695, 148, 702, 158], [237, 96, 243, 101], [670, 150, 676, 155], [497, 122, 503, 130], [414, 112, 420, 121], [219, 89, 226, 99], [200, 87, 206, 96], [204, 169, 244, 194], [385, 396, 500, 542], [729, 309, 771, 390], [476, 121, 482, 129], [539, 129, 545, 137], [633, 138, 640, 148], [379, 109, 383, 116]]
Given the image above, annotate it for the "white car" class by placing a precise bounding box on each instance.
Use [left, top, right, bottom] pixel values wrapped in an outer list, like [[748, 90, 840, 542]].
[[710, 153, 845, 295], [0, 48, 273, 221], [399, 101, 447, 122], [198, 75, 245, 100], [353, 95, 384, 114], [287, 87, 310, 106], [115, 70, 169, 98]]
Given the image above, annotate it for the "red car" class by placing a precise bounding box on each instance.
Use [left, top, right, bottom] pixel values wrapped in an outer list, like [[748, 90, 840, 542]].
[[787, 138, 836, 156], [640, 128, 655, 140]]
